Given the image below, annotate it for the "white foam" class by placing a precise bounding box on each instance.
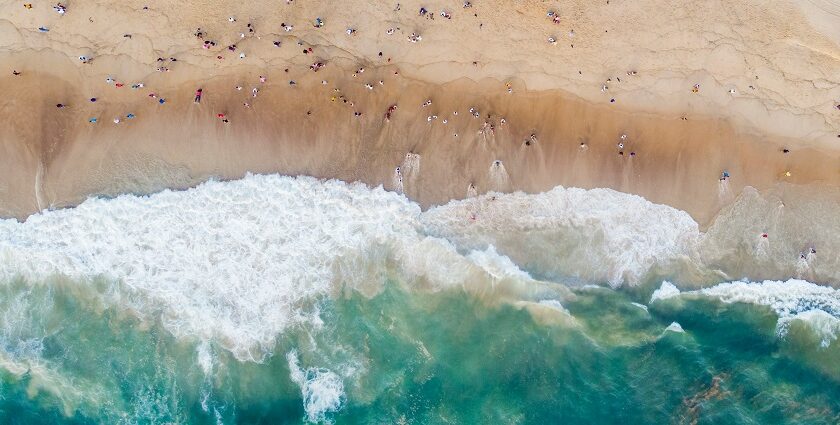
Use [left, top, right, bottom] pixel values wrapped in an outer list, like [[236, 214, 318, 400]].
[[466, 183, 478, 198], [196, 342, 213, 376], [0, 174, 561, 362], [287, 350, 345, 423], [466, 245, 532, 280], [0, 289, 45, 361], [776, 310, 840, 348], [665, 322, 685, 333], [421, 187, 700, 286], [488, 161, 510, 192], [650, 281, 681, 303], [691, 279, 840, 347], [2, 173, 835, 361], [538, 299, 566, 310], [0, 174, 423, 362], [696, 279, 840, 318]]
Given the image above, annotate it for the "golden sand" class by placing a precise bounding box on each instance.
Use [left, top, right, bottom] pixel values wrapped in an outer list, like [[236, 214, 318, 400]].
[[1, 0, 839, 222]]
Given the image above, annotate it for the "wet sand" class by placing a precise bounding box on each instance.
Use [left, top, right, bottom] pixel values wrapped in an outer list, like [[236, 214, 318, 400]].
[[1, 0, 840, 222]]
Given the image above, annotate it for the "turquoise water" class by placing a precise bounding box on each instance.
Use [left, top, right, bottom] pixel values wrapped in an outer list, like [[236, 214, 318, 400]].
[[0, 174, 838, 424], [1, 276, 838, 424]]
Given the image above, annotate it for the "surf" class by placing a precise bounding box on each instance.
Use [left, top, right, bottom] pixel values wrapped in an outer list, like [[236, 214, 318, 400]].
[[0, 173, 838, 423]]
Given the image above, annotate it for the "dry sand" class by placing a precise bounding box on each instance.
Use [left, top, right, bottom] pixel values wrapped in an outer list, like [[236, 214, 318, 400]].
[[1, 0, 840, 223]]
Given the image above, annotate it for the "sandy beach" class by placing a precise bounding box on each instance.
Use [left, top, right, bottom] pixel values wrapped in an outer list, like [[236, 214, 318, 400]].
[[4, 2, 840, 422], [1, 0, 839, 222]]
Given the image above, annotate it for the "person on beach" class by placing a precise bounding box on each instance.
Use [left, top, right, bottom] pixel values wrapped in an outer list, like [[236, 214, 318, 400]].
[[194, 88, 202, 103]]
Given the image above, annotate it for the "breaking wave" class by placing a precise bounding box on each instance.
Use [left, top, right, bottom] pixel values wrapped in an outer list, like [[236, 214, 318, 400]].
[[0, 173, 836, 361]]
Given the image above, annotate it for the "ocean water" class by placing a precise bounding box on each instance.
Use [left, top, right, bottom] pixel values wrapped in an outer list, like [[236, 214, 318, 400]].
[[0, 174, 837, 424]]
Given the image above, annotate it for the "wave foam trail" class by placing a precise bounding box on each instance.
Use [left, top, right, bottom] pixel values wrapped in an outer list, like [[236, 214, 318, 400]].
[[488, 161, 510, 192], [421, 187, 700, 286], [699, 281, 840, 347], [1, 173, 837, 363], [0, 174, 423, 361], [287, 350, 345, 423], [650, 281, 681, 303], [697, 280, 840, 318], [466, 245, 532, 280], [777, 310, 840, 348], [652, 279, 840, 346]]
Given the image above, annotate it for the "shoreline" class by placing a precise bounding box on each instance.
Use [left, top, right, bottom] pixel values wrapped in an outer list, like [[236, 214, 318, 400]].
[[2, 61, 840, 225], [1, 0, 840, 224]]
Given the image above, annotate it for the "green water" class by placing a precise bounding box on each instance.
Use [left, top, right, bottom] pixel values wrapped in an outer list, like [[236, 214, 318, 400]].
[[0, 277, 838, 424]]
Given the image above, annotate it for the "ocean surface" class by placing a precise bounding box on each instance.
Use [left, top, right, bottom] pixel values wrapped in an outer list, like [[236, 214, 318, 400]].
[[0, 174, 837, 424]]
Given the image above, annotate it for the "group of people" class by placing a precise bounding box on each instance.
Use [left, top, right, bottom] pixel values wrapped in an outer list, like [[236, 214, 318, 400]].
[[12, 0, 836, 259]]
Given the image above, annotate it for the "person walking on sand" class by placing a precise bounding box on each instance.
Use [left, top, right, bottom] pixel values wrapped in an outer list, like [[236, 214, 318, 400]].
[[194, 88, 203, 103]]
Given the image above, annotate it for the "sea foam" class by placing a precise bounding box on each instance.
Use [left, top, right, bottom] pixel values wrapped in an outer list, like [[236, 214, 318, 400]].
[[697, 279, 840, 318], [421, 187, 700, 286], [287, 350, 345, 423], [0, 174, 834, 361], [0, 175, 553, 362], [0, 175, 423, 362], [651, 279, 840, 347], [650, 281, 681, 303], [698, 279, 840, 347]]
